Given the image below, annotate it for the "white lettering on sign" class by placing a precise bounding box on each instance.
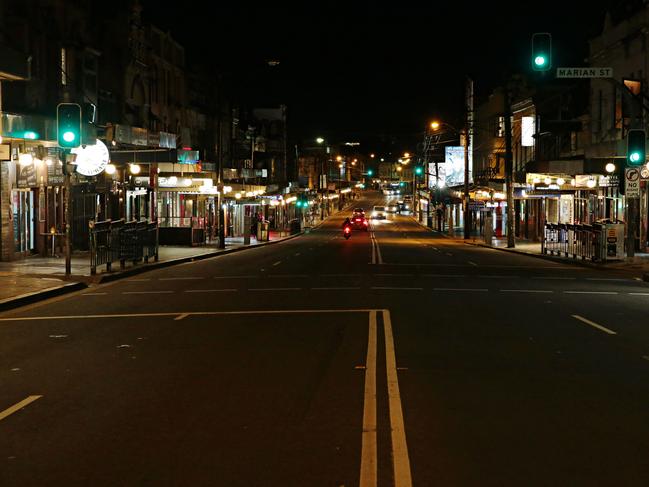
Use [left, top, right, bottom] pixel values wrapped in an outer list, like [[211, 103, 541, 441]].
[[625, 167, 641, 198], [556, 67, 613, 78], [71, 139, 109, 176]]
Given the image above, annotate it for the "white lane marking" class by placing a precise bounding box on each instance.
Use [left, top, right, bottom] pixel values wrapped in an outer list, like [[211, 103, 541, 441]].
[[321, 274, 363, 278], [630, 293, 649, 296], [564, 291, 618, 295], [127, 278, 150, 282], [477, 275, 519, 279], [371, 287, 423, 291], [359, 311, 378, 487], [184, 289, 237, 293], [585, 278, 632, 282], [83, 292, 108, 296], [213, 276, 255, 279], [500, 289, 553, 293], [468, 261, 478, 266], [0, 309, 384, 322], [122, 291, 174, 295], [248, 288, 301, 291], [422, 274, 466, 278], [382, 310, 413, 486], [0, 396, 43, 422], [49, 334, 68, 339], [159, 277, 204, 281], [294, 253, 301, 256], [572, 314, 616, 335], [532, 277, 576, 280], [433, 288, 488, 292], [272, 261, 282, 266], [268, 274, 308, 278], [374, 274, 414, 277], [174, 313, 189, 321], [312, 287, 362, 290], [445, 252, 453, 257]]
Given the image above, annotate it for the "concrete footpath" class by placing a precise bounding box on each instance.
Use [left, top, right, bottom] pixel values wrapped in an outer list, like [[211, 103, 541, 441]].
[[411, 218, 649, 281], [0, 233, 301, 312], [0, 204, 353, 312]]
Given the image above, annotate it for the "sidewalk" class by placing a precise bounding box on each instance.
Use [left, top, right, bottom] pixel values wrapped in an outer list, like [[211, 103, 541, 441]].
[[0, 230, 301, 311]]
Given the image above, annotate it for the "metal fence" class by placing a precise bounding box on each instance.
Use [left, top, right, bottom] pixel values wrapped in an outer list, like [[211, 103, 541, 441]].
[[542, 223, 602, 261], [89, 219, 158, 275]]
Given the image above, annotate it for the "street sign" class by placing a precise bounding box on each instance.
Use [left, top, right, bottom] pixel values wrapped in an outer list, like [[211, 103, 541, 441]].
[[625, 167, 641, 198], [556, 67, 613, 78]]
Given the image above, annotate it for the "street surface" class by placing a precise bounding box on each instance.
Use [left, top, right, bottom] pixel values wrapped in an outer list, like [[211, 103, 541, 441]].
[[1, 191, 649, 486]]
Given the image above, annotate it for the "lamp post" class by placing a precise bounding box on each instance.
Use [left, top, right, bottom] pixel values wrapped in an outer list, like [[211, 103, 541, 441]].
[[429, 120, 471, 239]]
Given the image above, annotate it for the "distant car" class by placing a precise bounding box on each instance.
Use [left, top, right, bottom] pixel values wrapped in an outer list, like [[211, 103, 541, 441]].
[[352, 208, 365, 217], [386, 203, 398, 213], [352, 215, 369, 231], [371, 205, 386, 219]]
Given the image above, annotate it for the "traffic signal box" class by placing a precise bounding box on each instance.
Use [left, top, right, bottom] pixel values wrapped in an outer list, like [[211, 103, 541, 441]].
[[415, 166, 423, 176], [531, 33, 552, 72], [626, 129, 646, 166], [57, 103, 82, 148]]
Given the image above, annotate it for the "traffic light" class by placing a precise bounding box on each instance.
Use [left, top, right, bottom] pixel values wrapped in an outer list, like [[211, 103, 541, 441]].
[[57, 103, 82, 148], [415, 166, 423, 176], [626, 129, 646, 166], [367, 169, 373, 176], [531, 33, 552, 72]]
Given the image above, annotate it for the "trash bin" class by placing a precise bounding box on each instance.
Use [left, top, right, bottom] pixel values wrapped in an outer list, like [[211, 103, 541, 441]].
[[289, 218, 301, 235], [257, 221, 270, 242]]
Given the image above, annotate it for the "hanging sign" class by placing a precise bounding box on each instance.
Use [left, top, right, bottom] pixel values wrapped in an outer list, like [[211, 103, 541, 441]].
[[71, 139, 109, 176]]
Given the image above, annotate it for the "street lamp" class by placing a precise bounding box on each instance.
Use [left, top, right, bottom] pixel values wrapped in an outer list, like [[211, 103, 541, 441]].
[[316, 137, 324, 144], [429, 120, 471, 239]]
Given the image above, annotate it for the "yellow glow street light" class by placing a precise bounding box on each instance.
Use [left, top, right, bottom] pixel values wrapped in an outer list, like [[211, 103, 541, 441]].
[[396, 166, 402, 172], [430, 121, 440, 130], [370, 153, 375, 158], [403, 152, 410, 158], [336, 155, 342, 162]]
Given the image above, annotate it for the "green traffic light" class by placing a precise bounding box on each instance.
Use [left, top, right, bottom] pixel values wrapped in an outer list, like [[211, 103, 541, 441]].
[[630, 152, 642, 163], [63, 131, 76, 143], [367, 170, 373, 176], [415, 167, 423, 175], [534, 55, 547, 67]]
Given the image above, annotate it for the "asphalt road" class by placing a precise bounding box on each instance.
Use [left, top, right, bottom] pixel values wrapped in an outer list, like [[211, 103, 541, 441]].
[[1, 191, 649, 486]]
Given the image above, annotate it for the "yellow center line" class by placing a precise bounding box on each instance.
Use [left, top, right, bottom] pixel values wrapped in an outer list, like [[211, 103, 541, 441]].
[[0, 395, 43, 422]]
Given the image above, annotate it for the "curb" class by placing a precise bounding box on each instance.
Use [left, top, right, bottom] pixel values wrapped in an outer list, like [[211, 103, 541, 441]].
[[409, 217, 454, 238], [96, 232, 305, 284], [0, 281, 88, 312]]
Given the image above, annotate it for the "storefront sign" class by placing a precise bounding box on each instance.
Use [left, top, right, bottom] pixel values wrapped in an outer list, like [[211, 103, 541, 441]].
[[16, 160, 37, 187], [72, 139, 109, 176], [0, 144, 10, 161]]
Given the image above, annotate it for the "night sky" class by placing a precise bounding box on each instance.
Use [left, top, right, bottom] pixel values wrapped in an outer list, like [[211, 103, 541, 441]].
[[145, 1, 622, 152]]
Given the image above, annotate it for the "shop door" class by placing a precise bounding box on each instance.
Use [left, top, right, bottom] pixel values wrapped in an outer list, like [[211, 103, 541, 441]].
[[12, 190, 35, 254], [72, 192, 98, 250]]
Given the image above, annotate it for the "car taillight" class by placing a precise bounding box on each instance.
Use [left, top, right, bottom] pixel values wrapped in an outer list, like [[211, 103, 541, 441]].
[[344, 227, 351, 233], [363, 220, 368, 225]]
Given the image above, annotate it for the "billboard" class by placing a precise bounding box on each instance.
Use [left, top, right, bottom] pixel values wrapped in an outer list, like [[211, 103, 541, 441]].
[[427, 162, 446, 188], [444, 146, 472, 187]]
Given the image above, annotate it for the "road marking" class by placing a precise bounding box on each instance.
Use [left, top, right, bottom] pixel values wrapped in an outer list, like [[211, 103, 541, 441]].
[[433, 287, 488, 292], [174, 313, 189, 321], [446, 252, 453, 257], [294, 252, 301, 256], [382, 310, 413, 486], [272, 261, 282, 266], [359, 311, 377, 487], [249, 288, 301, 291], [82, 292, 108, 296], [127, 278, 150, 282], [122, 291, 174, 295], [422, 274, 466, 278], [630, 293, 649, 296], [0, 309, 382, 322], [468, 260, 477, 266], [374, 274, 413, 277], [312, 287, 362, 290], [477, 275, 519, 279], [268, 274, 308, 278], [184, 289, 237, 293], [159, 277, 204, 281], [564, 291, 618, 295], [585, 278, 631, 282], [213, 276, 255, 279], [371, 287, 423, 291], [0, 396, 43, 422], [500, 289, 553, 293], [572, 314, 616, 335], [321, 274, 362, 278], [532, 277, 576, 280]]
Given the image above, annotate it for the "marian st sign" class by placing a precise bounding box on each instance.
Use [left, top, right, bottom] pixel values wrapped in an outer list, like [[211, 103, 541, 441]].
[[556, 67, 613, 78]]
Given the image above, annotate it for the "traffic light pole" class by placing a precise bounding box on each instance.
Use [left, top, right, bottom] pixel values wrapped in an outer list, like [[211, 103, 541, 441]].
[[504, 85, 516, 248], [62, 149, 72, 276]]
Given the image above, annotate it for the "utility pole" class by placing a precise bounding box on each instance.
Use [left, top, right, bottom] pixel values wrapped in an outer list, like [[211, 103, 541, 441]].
[[504, 83, 515, 248], [217, 87, 225, 249], [464, 77, 473, 240]]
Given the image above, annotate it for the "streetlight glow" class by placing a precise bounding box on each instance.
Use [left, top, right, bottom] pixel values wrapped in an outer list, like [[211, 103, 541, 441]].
[[316, 137, 324, 144], [430, 121, 440, 130]]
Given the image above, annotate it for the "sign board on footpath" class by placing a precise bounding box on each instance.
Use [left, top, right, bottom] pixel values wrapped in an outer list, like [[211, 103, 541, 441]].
[[625, 167, 641, 198]]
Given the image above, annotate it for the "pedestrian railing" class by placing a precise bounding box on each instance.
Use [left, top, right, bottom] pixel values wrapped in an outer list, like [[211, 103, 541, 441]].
[[89, 219, 159, 275], [542, 223, 602, 261]]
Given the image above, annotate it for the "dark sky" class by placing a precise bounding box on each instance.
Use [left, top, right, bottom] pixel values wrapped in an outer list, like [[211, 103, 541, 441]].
[[144, 1, 622, 152]]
